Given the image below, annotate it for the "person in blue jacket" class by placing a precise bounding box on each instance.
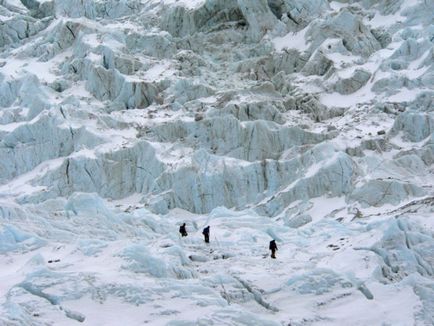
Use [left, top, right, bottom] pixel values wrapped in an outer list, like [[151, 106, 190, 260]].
[[202, 226, 210, 243], [179, 223, 188, 237]]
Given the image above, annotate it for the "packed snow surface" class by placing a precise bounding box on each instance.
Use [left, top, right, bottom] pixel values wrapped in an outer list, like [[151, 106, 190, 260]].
[[0, 0, 434, 325]]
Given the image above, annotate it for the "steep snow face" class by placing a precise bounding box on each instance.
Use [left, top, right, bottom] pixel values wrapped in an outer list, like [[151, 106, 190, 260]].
[[0, 0, 434, 325]]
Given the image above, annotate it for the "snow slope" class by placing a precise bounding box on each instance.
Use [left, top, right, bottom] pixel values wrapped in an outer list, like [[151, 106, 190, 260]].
[[0, 0, 433, 325]]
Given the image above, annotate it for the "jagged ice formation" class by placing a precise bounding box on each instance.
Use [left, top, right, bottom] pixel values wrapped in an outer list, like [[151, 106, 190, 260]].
[[0, 0, 433, 325]]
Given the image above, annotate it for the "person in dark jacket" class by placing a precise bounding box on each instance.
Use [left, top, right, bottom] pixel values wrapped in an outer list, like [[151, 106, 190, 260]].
[[269, 240, 278, 259], [179, 223, 188, 237], [202, 226, 210, 243]]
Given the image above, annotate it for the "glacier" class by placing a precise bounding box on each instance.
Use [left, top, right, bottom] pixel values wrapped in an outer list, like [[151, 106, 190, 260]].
[[0, 0, 434, 325]]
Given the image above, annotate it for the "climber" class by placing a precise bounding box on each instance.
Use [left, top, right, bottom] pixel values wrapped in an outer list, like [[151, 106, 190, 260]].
[[269, 240, 278, 259], [179, 223, 188, 237], [202, 226, 210, 243]]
